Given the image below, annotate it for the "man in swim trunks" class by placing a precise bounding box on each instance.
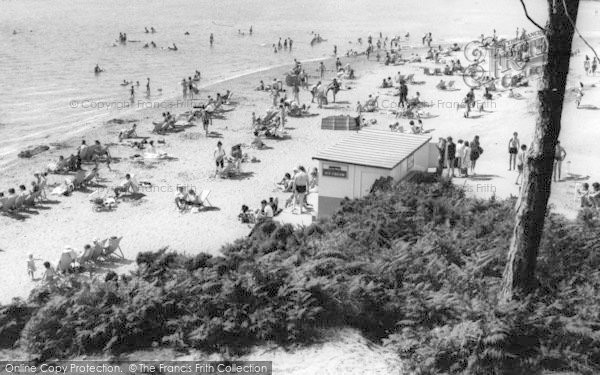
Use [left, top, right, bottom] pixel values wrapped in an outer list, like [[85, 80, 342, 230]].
[[508, 132, 520, 170], [292, 166, 309, 214], [553, 141, 567, 182], [214, 141, 226, 177]]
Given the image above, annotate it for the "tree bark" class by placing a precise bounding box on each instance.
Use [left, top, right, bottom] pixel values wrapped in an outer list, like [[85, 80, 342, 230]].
[[500, 0, 580, 302]]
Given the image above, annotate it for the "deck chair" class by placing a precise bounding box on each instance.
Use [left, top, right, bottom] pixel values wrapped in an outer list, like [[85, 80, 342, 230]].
[[71, 170, 87, 189], [78, 246, 94, 264], [423, 67, 433, 76], [103, 236, 124, 258], [91, 239, 107, 260], [405, 74, 415, 83], [198, 190, 213, 207], [12, 194, 25, 211], [38, 180, 48, 200], [152, 121, 165, 134], [82, 169, 99, 186], [434, 68, 442, 75], [23, 191, 40, 206], [0, 195, 17, 212], [447, 80, 456, 89]]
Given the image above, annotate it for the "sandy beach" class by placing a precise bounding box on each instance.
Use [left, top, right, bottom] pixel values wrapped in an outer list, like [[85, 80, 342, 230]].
[[3, 38, 600, 305]]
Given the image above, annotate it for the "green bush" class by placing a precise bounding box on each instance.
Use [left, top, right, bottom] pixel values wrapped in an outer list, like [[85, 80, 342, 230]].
[[2, 180, 599, 373]]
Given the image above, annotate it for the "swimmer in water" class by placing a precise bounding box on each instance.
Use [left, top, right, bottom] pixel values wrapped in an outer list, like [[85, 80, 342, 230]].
[[184, 31, 190, 35], [130, 85, 135, 97], [151, 41, 157, 48], [250, 26, 253, 35], [210, 33, 214, 46], [143, 43, 149, 48], [151, 27, 156, 33], [146, 78, 150, 93], [145, 27, 149, 33]]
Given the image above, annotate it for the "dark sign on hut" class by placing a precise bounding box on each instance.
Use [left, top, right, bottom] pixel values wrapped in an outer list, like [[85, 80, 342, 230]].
[[322, 164, 348, 178], [321, 115, 360, 131]]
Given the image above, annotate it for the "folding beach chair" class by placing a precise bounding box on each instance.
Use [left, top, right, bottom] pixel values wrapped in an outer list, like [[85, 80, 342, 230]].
[[448, 80, 456, 90], [12, 194, 25, 211], [0, 195, 17, 213], [91, 238, 107, 260], [78, 246, 94, 264], [423, 67, 433, 76], [103, 236, 124, 259], [199, 190, 213, 207], [434, 68, 442, 75]]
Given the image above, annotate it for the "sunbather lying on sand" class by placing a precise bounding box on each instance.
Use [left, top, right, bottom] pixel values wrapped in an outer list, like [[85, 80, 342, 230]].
[[119, 124, 137, 141]]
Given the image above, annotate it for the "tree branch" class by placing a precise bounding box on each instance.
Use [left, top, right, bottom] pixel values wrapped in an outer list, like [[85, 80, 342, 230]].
[[520, 0, 546, 32], [562, 0, 600, 61]]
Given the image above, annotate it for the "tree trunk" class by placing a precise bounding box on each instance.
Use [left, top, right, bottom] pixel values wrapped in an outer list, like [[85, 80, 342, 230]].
[[500, 0, 580, 302]]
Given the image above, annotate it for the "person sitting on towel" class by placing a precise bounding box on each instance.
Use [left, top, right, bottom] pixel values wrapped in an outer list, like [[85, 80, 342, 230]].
[[175, 186, 188, 210], [256, 199, 274, 220], [185, 189, 202, 206], [114, 174, 134, 197]]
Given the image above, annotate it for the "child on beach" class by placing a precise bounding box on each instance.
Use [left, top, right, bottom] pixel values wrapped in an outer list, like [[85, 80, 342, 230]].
[[26, 254, 42, 280]]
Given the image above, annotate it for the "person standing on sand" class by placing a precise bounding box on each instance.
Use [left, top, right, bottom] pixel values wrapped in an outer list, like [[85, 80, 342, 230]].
[[130, 85, 135, 99], [576, 82, 584, 108], [436, 137, 446, 176], [182, 78, 188, 97], [470, 135, 482, 174], [398, 81, 408, 108], [334, 45, 337, 55], [146, 78, 150, 95], [356, 101, 363, 124], [270, 86, 280, 107], [289, 38, 293, 51], [319, 62, 326, 79], [516, 144, 527, 185], [592, 57, 598, 75], [292, 83, 300, 104], [584, 56, 590, 75], [292, 166, 309, 214], [460, 141, 471, 178], [27, 254, 42, 280], [456, 139, 464, 172], [213, 141, 226, 177], [210, 33, 214, 46], [249, 26, 253, 35], [445, 137, 456, 178], [508, 132, 520, 170], [553, 141, 567, 182]]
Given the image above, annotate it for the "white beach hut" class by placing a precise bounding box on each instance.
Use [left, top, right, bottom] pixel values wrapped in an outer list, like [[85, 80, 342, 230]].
[[313, 129, 435, 218]]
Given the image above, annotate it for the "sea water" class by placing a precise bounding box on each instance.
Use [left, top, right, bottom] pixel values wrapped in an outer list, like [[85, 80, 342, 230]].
[[2, 0, 594, 169]]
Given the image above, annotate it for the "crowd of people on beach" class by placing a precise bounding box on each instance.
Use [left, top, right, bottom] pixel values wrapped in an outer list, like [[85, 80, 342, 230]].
[[9, 22, 598, 297]]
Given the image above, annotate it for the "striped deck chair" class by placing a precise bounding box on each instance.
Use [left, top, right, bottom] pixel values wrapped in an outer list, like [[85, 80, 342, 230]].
[[103, 236, 124, 258]]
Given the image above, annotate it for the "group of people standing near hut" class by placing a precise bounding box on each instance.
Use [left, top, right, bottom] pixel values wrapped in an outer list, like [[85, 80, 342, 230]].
[[436, 135, 483, 178]]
